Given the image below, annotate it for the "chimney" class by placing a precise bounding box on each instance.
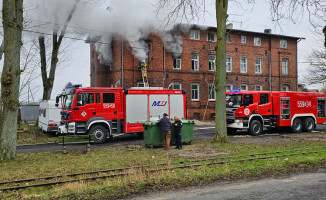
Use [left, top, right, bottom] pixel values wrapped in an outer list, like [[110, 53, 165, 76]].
[[264, 29, 272, 34], [226, 23, 233, 29]]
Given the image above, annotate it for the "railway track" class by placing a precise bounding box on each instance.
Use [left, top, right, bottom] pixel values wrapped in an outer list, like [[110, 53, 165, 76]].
[[1, 147, 326, 192]]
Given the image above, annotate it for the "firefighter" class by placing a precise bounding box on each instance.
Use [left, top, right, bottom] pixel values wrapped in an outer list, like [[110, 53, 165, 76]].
[[173, 116, 183, 150], [158, 113, 171, 150]]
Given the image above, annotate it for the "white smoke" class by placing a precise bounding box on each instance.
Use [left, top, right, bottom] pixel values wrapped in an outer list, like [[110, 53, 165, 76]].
[[23, 0, 186, 65], [95, 35, 113, 66], [161, 31, 183, 58]]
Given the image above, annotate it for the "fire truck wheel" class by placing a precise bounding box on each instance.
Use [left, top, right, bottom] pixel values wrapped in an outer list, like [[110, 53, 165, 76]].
[[303, 118, 314, 132], [291, 118, 303, 133], [249, 120, 262, 136], [89, 125, 108, 144]]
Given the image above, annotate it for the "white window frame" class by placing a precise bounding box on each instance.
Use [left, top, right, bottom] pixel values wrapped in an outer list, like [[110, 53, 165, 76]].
[[282, 58, 289, 75], [191, 53, 199, 71], [208, 54, 216, 71], [240, 84, 248, 91], [173, 58, 182, 69], [208, 84, 215, 100], [190, 30, 200, 40], [191, 84, 200, 100], [241, 36, 247, 44], [207, 32, 216, 42], [226, 34, 231, 43], [226, 55, 232, 72], [255, 85, 262, 91], [137, 82, 145, 87], [254, 37, 261, 46], [240, 56, 248, 73], [173, 82, 182, 90], [282, 85, 289, 91], [255, 58, 262, 74], [226, 84, 233, 91], [280, 40, 287, 48]]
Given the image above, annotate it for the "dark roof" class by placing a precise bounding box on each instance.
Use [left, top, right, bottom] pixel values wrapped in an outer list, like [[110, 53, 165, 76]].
[[189, 24, 305, 40]]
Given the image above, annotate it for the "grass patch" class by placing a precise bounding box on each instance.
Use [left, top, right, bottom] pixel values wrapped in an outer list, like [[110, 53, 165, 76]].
[[0, 140, 326, 199], [17, 126, 59, 145]]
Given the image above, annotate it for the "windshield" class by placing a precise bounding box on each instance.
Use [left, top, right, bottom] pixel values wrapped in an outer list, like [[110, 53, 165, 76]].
[[226, 94, 242, 108], [63, 94, 74, 109]]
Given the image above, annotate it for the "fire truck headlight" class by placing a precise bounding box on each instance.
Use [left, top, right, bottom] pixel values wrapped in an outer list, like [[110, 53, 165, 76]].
[[68, 122, 76, 133], [235, 119, 243, 123]]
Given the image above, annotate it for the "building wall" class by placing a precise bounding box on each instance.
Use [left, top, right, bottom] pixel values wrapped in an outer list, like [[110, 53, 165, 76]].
[[90, 28, 299, 120]]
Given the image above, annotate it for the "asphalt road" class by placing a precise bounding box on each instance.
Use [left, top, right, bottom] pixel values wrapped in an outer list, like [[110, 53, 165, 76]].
[[129, 168, 326, 200], [16, 124, 326, 154]]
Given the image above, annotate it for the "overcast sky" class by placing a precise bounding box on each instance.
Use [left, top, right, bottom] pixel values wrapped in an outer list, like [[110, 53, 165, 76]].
[[7, 0, 323, 102]]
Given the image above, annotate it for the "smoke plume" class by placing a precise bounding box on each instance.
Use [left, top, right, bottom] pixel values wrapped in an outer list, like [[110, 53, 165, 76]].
[[23, 0, 185, 65]]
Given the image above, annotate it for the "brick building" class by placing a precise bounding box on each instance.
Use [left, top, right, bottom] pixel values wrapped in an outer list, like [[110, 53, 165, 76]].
[[89, 25, 302, 120]]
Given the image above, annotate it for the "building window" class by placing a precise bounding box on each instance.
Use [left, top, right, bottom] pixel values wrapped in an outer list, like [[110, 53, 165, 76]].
[[209, 84, 215, 100], [255, 85, 262, 91], [255, 58, 262, 74], [226, 84, 233, 91], [173, 82, 182, 90], [173, 58, 182, 69], [282, 85, 289, 91], [241, 85, 248, 91], [254, 37, 261, 46], [240, 56, 248, 73], [137, 82, 145, 87], [282, 58, 289, 75], [208, 54, 216, 71], [241, 36, 247, 44], [280, 40, 287, 48], [226, 34, 231, 43], [191, 53, 199, 71], [207, 32, 216, 42], [190, 30, 200, 40], [191, 84, 199, 100], [226, 55, 232, 72]]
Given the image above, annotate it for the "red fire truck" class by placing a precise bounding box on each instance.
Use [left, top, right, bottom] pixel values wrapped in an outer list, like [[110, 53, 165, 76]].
[[55, 85, 186, 143], [226, 90, 326, 136]]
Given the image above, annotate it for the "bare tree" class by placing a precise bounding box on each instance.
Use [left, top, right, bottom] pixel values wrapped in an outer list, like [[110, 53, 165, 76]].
[[19, 38, 41, 102], [0, 0, 24, 160], [269, 1, 326, 86], [306, 49, 326, 84], [39, 1, 80, 100], [155, 0, 233, 142]]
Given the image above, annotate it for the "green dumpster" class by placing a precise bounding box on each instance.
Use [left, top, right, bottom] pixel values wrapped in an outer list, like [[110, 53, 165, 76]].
[[143, 121, 164, 148], [171, 119, 194, 145]]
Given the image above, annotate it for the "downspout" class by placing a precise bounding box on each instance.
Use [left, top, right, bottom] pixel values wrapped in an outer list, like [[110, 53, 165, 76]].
[[278, 51, 281, 90], [296, 38, 302, 91], [163, 46, 166, 88], [121, 38, 124, 88], [269, 35, 272, 91]]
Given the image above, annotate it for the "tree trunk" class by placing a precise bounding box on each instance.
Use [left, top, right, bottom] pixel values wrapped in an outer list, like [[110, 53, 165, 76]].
[[0, 0, 24, 160], [213, 0, 228, 143], [39, 2, 77, 100]]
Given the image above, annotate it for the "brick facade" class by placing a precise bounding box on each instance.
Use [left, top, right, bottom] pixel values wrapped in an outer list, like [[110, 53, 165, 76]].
[[90, 26, 300, 120]]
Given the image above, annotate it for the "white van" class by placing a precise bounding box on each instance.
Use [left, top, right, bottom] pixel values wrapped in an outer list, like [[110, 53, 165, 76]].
[[38, 100, 62, 133]]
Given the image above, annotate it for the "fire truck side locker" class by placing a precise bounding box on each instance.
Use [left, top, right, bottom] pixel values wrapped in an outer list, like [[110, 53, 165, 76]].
[[123, 89, 186, 133]]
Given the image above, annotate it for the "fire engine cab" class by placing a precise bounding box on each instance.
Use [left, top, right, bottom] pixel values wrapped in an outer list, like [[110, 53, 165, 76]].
[[226, 90, 326, 136], [56, 85, 186, 143]]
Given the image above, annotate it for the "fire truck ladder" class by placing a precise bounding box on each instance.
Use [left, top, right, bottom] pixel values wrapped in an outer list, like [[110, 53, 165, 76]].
[[141, 62, 149, 87]]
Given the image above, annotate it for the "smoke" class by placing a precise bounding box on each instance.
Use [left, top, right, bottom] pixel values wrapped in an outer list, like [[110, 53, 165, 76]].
[[23, 0, 187, 65], [161, 32, 183, 58], [95, 35, 113, 66]]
